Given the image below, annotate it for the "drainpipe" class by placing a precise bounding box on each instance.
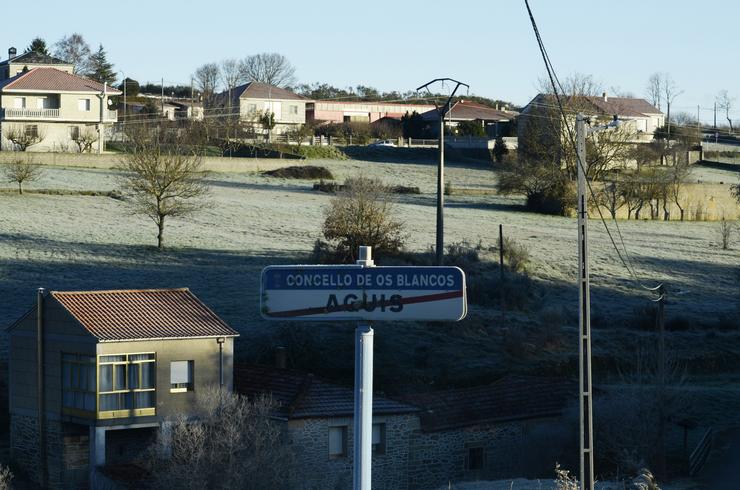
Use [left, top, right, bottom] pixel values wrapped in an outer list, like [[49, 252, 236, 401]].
[[217, 337, 225, 389], [37, 287, 47, 488]]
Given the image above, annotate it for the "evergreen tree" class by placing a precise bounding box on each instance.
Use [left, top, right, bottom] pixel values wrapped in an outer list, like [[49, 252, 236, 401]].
[[25, 37, 49, 55], [86, 44, 116, 85]]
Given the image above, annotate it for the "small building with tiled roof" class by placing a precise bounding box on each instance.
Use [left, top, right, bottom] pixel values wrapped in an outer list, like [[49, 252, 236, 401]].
[[401, 375, 576, 488], [0, 45, 120, 153], [214, 81, 309, 138], [7, 288, 239, 488], [235, 363, 418, 490], [421, 100, 519, 138]]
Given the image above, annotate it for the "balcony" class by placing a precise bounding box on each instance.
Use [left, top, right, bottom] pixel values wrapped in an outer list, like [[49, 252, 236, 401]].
[[1, 107, 60, 119]]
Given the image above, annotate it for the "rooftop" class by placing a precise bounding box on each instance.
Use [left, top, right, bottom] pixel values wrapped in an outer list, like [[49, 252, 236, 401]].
[[50, 288, 238, 341], [229, 81, 307, 102], [401, 375, 574, 432], [0, 51, 72, 66], [235, 364, 418, 419], [422, 100, 517, 122], [528, 93, 662, 117], [0, 67, 122, 94]]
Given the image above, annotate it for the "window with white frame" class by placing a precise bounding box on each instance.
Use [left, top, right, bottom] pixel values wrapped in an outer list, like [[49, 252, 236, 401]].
[[78, 98, 91, 112], [170, 360, 194, 392], [14, 97, 26, 109], [69, 126, 80, 140], [328, 426, 348, 458], [246, 103, 257, 114], [25, 125, 38, 139], [289, 105, 298, 115]]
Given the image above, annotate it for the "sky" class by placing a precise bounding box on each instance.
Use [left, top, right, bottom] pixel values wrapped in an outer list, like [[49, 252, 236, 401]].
[[4, 0, 738, 123]]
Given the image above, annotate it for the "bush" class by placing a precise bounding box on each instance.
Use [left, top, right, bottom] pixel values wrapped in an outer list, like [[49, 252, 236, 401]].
[[0, 464, 12, 490], [503, 236, 530, 273], [263, 165, 334, 180], [321, 176, 405, 262]]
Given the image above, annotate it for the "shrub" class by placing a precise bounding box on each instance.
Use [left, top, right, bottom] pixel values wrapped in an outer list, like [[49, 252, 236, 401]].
[[2, 157, 42, 194], [0, 464, 12, 490], [263, 166, 334, 180], [717, 217, 735, 250], [503, 236, 530, 273], [321, 176, 405, 262]]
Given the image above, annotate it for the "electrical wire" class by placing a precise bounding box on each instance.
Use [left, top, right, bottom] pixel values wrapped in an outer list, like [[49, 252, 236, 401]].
[[523, 0, 664, 296]]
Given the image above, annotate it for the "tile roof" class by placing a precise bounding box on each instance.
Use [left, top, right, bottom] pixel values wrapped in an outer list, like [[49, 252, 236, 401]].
[[231, 81, 306, 101], [400, 375, 574, 432], [528, 94, 662, 117], [422, 100, 516, 122], [0, 67, 122, 94], [50, 288, 238, 341], [234, 364, 418, 419], [1, 51, 71, 66]]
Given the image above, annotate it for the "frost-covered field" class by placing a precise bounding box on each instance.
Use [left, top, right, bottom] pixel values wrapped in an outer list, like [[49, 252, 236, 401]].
[[0, 159, 738, 367]]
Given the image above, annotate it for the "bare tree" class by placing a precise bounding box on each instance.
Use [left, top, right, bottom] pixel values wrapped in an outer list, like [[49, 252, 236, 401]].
[[193, 63, 221, 108], [668, 159, 691, 221], [718, 217, 734, 250], [646, 73, 662, 110], [220, 58, 245, 93], [593, 180, 625, 219], [239, 53, 297, 88], [146, 386, 291, 490], [662, 74, 683, 139], [118, 125, 210, 249], [71, 127, 99, 153], [53, 33, 91, 73], [4, 124, 46, 151], [2, 157, 42, 194], [716, 90, 735, 134], [323, 176, 405, 262]]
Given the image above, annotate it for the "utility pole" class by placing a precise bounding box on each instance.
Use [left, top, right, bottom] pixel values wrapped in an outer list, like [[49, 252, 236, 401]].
[[576, 113, 594, 490], [416, 78, 469, 265], [697, 105, 701, 139], [161, 77, 165, 114], [714, 102, 717, 129]]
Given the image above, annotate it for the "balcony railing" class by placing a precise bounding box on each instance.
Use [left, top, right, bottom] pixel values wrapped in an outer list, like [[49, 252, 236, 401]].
[[2, 108, 60, 119]]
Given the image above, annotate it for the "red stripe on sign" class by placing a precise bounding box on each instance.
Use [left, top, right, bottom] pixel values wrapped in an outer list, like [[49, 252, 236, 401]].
[[265, 290, 463, 318]]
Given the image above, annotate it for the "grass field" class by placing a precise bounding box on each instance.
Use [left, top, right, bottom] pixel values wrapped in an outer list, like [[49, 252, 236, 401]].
[[0, 158, 738, 397]]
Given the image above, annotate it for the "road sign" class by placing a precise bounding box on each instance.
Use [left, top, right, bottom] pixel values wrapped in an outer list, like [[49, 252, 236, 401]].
[[260, 265, 467, 321]]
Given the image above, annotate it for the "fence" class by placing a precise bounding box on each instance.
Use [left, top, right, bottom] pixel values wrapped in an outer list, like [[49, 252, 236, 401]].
[[702, 142, 740, 166]]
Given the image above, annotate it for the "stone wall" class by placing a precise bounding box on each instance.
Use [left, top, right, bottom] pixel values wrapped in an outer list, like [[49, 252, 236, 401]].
[[287, 414, 417, 490]]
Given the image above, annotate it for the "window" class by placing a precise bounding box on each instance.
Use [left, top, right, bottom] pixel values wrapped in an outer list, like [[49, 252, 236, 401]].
[[289, 105, 298, 115], [246, 103, 257, 114], [372, 423, 386, 454], [328, 426, 348, 458], [98, 353, 156, 417], [36, 98, 45, 110], [78, 98, 91, 111], [62, 354, 96, 413], [69, 126, 80, 140], [25, 125, 38, 139], [14, 97, 26, 109], [466, 446, 484, 471], [170, 360, 194, 392]]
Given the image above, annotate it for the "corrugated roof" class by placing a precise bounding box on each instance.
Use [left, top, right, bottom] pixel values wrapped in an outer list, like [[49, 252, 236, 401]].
[[0, 67, 122, 94], [50, 288, 238, 341], [235, 364, 418, 419], [0, 51, 71, 66], [401, 375, 574, 432]]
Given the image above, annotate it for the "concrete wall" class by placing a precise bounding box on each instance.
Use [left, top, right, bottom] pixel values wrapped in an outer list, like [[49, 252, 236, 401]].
[[0, 149, 298, 173], [288, 414, 418, 490]]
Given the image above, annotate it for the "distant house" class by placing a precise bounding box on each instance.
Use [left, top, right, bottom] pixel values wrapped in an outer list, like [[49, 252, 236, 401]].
[[307, 100, 436, 125], [7, 288, 239, 488], [0, 47, 120, 153], [421, 100, 518, 138], [235, 364, 419, 490], [402, 375, 574, 489], [215, 82, 308, 136]]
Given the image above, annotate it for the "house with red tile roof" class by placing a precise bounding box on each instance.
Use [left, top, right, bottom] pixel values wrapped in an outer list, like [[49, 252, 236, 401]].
[[421, 100, 519, 138], [0, 47, 120, 153], [6, 288, 239, 488], [214, 81, 309, 139]]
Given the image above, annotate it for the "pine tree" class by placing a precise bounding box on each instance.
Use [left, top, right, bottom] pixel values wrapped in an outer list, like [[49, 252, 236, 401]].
[[86, 44, 116, 85], [25, 37, 49, 55]]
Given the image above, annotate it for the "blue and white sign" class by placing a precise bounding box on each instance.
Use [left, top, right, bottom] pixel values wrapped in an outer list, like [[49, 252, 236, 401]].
[[260, 265, 467, 321]]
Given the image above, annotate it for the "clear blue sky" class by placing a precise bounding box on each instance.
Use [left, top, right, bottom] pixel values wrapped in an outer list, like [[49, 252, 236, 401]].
[[5, 0, 738, 121]]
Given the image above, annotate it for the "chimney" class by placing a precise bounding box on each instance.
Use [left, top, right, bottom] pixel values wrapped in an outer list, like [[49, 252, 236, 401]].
[[275, 346, 287, 369], [602, 92, 608, 102], [8, 47, 17, 59]]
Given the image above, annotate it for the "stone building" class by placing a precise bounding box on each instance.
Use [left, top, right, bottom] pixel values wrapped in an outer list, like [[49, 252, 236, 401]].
[[402, 375, 574, 489], [6, 288, 239, 488], [235, 364, 419, 490]]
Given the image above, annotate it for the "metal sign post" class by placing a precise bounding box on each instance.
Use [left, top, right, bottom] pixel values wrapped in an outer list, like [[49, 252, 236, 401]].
[[354, 246, 374, 490], [260, 247, 467, 490]]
